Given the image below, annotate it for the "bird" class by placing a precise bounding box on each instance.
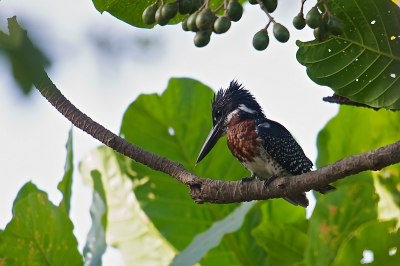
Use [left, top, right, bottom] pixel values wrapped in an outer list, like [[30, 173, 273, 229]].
[[196, 80, 335, 207]]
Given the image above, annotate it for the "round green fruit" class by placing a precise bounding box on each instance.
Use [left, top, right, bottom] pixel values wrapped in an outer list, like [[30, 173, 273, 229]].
[[194, 31, 211, 47], [227, 1, 243, 22], [248, 0, 258, 5], [263, 0, 277, 13], [314, 21, 330, 42], [189, 0, 203, 14], [179, 0, 193, 15], [293, 13, 306, 30], [187, 12, 199, 32], [306, 7, 321, 29], [273, 23, 289, 43], [155, 6, 169, 26], [162, 2, 178, 19], [196, 7, 214, 31], [182, 16, 189, 31], [214, 16, 231, 34], [142, 4, 158, 25], [253, 30, 269, 51], [328, 16, 344, 36]]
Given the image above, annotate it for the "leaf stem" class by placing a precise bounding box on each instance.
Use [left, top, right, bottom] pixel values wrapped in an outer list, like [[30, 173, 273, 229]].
[[255, 0, 276, 28]]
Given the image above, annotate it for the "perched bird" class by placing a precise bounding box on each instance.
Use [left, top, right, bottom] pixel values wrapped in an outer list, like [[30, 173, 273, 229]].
[[196, 80, 335, 207]]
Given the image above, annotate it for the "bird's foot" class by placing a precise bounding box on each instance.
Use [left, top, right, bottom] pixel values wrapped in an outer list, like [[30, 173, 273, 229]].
[[263, 175, 278, 189], [241, 177, 254, 184]]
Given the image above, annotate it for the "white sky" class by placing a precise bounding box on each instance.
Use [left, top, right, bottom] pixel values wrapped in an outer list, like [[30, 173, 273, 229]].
[[0, 0, 338, 264]]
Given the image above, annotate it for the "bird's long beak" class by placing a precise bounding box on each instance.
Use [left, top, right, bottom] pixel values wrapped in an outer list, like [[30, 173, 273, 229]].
[[196, 120, 224, 164]]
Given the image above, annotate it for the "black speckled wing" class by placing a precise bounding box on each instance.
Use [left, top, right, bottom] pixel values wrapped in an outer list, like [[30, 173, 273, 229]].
[[255, 119, 313, 175]]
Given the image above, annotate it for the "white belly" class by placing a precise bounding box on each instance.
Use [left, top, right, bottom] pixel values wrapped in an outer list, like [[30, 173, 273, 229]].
[[241, 151, 288, 180]]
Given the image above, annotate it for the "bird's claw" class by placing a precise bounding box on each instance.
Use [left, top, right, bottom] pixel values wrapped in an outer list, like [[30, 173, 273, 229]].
[[263, 175, 277, 189], [241, 177, 254, 184]]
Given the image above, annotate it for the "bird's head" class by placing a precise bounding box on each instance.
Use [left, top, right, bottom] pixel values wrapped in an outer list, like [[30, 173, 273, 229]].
[[196, 80, 264, 164]]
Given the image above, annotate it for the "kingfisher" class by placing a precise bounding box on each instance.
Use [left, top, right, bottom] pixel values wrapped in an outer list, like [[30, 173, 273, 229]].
[[196, 80, 335, 207]]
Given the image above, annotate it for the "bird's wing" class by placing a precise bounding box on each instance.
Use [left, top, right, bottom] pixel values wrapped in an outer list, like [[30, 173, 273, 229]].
[[255, 119, 313, 175]]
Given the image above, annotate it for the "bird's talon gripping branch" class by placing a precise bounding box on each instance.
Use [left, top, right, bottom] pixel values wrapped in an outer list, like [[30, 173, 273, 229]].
[[241, 177, 254, 184], [263, 174, 277, 188]]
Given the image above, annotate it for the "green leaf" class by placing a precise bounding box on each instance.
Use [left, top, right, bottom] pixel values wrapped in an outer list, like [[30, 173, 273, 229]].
[[58, 127, 74, 215], [306, 184, 379, 266], [0, 16, 50, 95], [333, 220, 400, 266], [261, 198, 306, 226], [13, 181, 46, 208], [297, 0, 400, 110], [83, 170, 108, 266], [118, 77, 267, 264], [79, 146, 176, 266], [91, 0, 246, 29], [252, 221, 307, 266], [0, 186, 83, 265], [119, 78, 250, 251], [316, 105, 400, 188], [171, 201, 256, 266]]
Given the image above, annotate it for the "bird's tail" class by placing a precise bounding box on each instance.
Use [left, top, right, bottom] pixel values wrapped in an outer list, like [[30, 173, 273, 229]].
[[283, 192, 309, 208], [315, 185, 336, 194]]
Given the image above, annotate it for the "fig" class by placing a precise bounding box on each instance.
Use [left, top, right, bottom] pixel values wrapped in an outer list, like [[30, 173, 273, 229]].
[[214, 16, 231, 34], [142, 4, 158, 25], [155, 6, 169, 26], [248, 0, 258, 5], [314, 20, 330, 42], [196, 7, 214, 31], [182, 16, 189, 31], [328, 15, 344, 36], [179, 0, 193, 15], [187, 12, 199, 31], [227, 0, 243, 22], [263, 0, 277, 13], [194, 30, 211, 47], [162, 2, 178, 19], [306, 7, 321, 29], [273, 23, 290, 43], [293, 13, 306, 30], [253, 30, 269, 51]]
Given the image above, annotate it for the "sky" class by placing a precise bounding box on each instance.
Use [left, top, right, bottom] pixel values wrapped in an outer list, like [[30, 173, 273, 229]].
[[0, 0, 340, 264]]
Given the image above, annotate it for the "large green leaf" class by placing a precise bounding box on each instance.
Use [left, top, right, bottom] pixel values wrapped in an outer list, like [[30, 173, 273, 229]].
[[58, 127, 74, 215], [171, 201, 256, 266], [79, 147, 176, 266], [316, 105, 400, 188], [333, 220, 400, 266], [83, 171, 108, 266], [91, 0, 245, 29], [316, 105, 400, 222], [120, 78, 249, 247], [118, 78, 266, 264], [252, 221, 308, 266], [0, 183, 83, 266], [306, 184, 379, 266], [297, 0, 400, 109]]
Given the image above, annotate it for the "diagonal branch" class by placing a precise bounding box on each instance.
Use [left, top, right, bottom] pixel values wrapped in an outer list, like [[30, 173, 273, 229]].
[[35, 74, 400, 204], [8, 16, 400, 205]]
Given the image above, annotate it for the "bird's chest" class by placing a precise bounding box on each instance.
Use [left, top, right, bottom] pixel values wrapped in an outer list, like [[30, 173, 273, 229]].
[[226, 117, 287, 178], [226, 117, 262, 163]]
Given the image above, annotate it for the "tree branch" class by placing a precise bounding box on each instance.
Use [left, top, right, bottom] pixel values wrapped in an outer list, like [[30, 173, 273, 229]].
[[323, 94, 398, 112], [9, 16, 400, 205], [34, 73, 400, 204]]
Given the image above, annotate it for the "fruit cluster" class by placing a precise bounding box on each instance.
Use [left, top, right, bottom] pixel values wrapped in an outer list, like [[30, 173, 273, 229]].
[[142, 0, 344, 50], [293, 1, 344, 43], [143, 0, 246, 47]]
